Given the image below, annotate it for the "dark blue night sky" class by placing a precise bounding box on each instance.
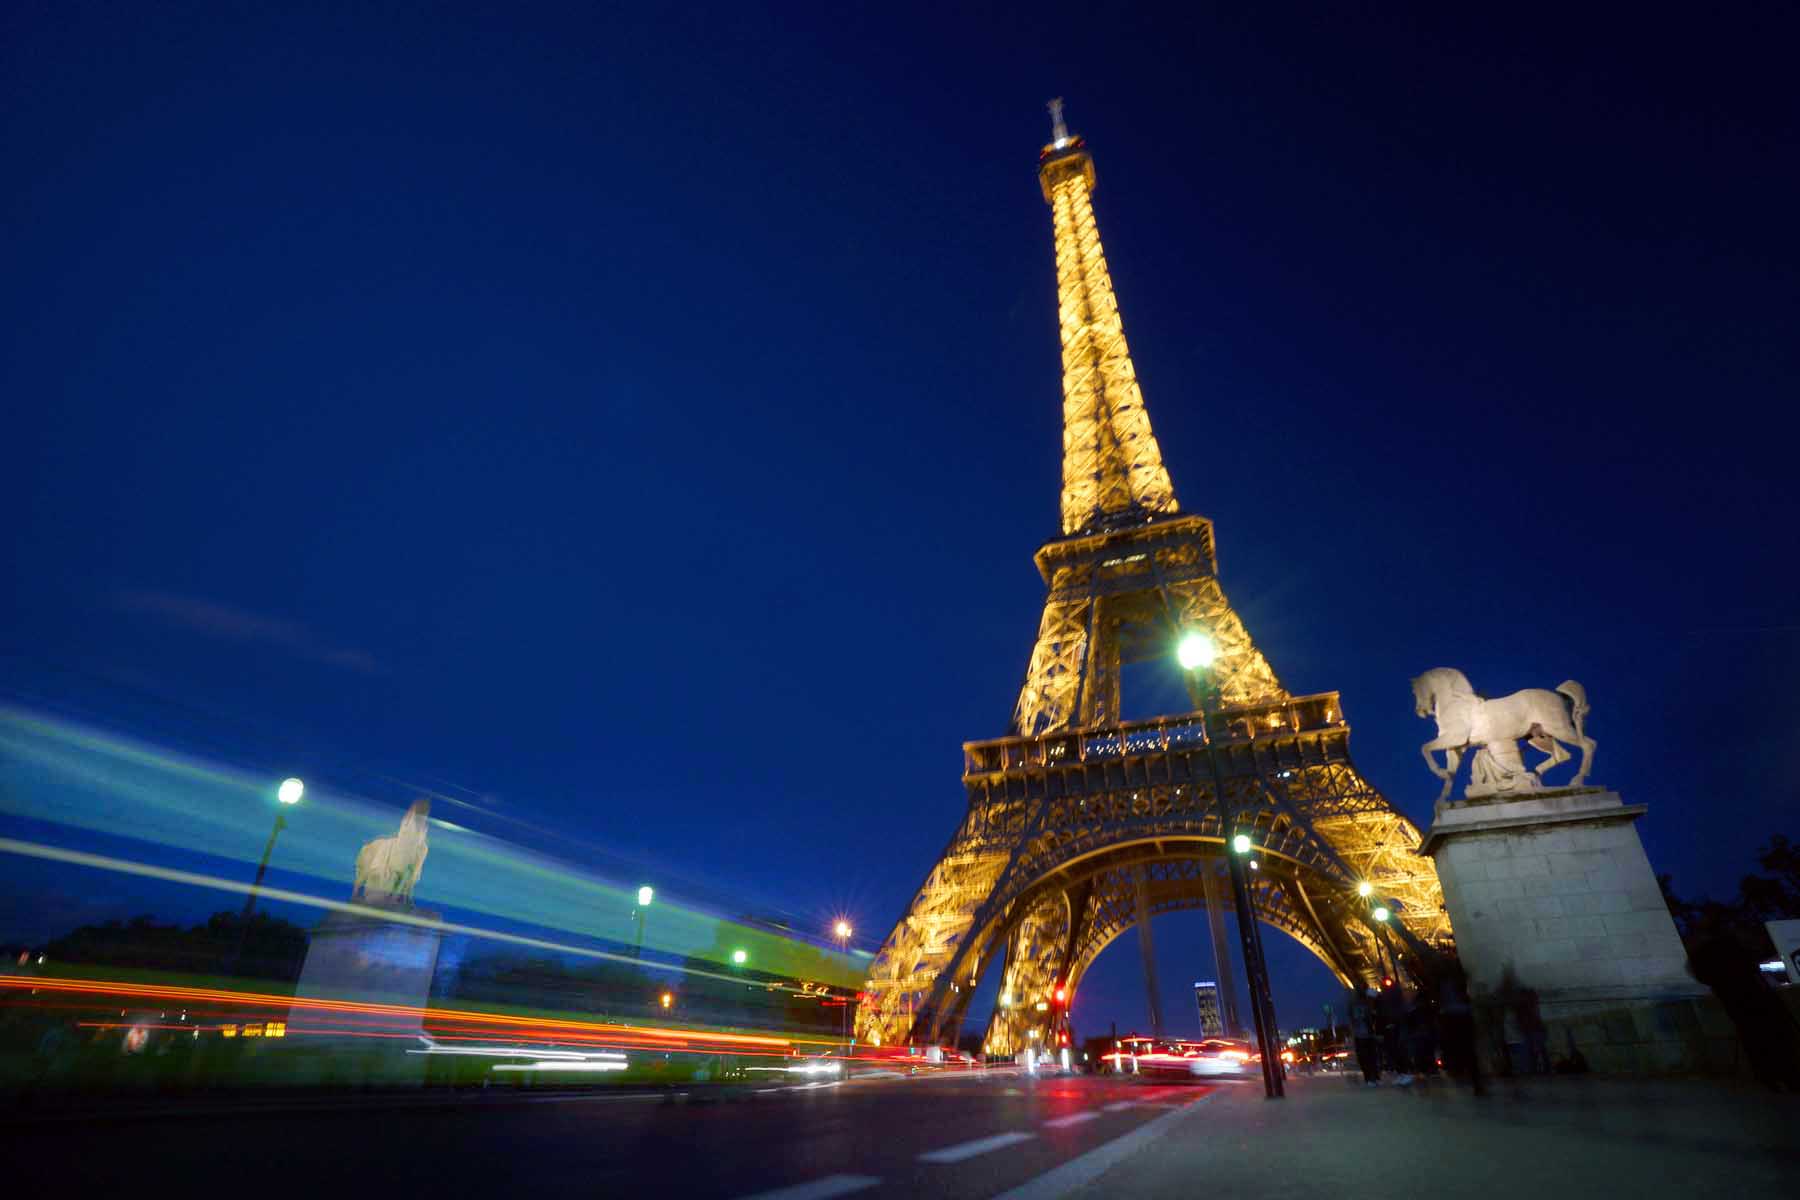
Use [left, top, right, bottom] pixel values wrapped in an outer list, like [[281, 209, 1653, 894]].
[[4, 3, 1795, 1035]]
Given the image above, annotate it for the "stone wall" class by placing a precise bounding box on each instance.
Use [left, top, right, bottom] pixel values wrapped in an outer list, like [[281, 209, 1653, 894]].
[[1424, 789, 1725, 1075]]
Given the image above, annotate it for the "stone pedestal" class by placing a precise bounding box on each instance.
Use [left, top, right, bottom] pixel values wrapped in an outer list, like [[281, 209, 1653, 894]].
[[1422, 789, 1734, 1075], [289, 903, 442, 1082]]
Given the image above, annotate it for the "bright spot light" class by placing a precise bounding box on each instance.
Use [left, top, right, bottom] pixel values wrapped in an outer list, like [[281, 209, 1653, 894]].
[[659, 992, 672, 1009], [731, 949, 748, 965], [1373, 906, 1391, 923], [277, 778, 304, 805], [834, 920, 852, 939], [637, 886, 654, 907], [1176, 631, 1216, 670], [1357, 881, 1373, 897], [1248, 859, 1259, 870], [1232, 834, 1251, 854]]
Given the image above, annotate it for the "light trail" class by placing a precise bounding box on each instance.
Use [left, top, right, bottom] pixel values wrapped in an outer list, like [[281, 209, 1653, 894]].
[[0, 836, 835, 996], [0, 705, 863, 985], [1, 974, 795, 1050]]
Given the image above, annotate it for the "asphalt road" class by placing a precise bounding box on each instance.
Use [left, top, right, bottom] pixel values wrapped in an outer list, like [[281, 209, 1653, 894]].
[[10, 1070, 1223, 1199]]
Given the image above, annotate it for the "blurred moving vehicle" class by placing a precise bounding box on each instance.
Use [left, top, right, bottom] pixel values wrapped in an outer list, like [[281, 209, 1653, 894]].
[[1099, 1035, 1252, 1080]]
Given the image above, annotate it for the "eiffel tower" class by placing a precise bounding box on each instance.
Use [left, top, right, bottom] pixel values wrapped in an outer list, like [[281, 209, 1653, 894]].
[[856, 104, 1450, 1056]]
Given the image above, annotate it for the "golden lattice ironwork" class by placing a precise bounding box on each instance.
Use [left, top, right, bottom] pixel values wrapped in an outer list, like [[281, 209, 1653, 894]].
[[1041, 131, 1178, 538], [856, 110, 1448, 1054]]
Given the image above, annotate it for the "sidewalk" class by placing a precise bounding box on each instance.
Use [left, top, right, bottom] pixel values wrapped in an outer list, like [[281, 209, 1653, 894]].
[[1067, 1073, 1799, 1199]]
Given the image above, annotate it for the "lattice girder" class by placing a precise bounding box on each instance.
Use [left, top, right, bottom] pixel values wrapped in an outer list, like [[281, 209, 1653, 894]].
[[856, 117, 1448, 1055], [1013, 519, 1283, 737], [1043, 144, 1178, 536]]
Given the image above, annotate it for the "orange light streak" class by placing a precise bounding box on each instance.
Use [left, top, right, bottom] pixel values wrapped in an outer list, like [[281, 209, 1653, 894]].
[[1, 975, 791, 1050]]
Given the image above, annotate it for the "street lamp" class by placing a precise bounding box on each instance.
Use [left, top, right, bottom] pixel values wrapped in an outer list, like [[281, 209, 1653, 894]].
[[1357, 881, 1373, 898], [632, 886, 653, 959], [231, 777, 303, 974], [1176, 631, 1216, 670], [1372, 906, 1391, 923], [731, 948, 748, 966], [1181, 630, 1282, 1099], [833, 920, 853, 1062]]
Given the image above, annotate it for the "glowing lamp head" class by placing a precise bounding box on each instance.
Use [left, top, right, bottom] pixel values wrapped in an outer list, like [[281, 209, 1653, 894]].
[[1373, 906, 1391, 923], [1231, 834, 1252, 854], [277, 778, 305, 805], [659, 992, 672, 1009], [731, 949, 748, 965], [1054, 986, 1066, 1003], [1357, 881, 1373, 898], [1176, 631, 1216, 671], [834, 920, 852, 939], [637, 886, 654, 907]]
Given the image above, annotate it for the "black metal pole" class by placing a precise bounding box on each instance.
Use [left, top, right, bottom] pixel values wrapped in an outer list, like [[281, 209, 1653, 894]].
[[1242, 868, 1286, 1096], [229, 810, 285, 974], [1225, 842, 1283, 1098], [1188, 664, 1284, 1096]]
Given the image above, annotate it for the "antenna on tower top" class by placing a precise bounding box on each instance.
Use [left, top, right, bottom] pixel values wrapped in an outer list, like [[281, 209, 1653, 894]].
[[1047, 97, 1070, 147]]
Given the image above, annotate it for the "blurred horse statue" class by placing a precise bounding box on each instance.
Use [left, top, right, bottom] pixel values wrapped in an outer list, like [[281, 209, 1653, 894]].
[[1411, 668, 1595, 806], [353, 799, 430, 905]]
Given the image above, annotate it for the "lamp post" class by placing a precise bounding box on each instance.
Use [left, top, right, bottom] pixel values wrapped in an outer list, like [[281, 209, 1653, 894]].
[[632, 886, 654, 960], [1226, 829, 1285, 1098], [231, 778, 303, 975], [1181, 632, 1285, 1099], [834, 920, 853, 1064]]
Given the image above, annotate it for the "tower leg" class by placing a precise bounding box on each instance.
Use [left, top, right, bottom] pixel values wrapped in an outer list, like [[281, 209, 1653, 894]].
[[1133, 868, 1164, 1039], [1199, 860, 1242, 1038]]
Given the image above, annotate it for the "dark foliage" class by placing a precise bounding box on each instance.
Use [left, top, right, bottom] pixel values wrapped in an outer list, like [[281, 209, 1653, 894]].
[[1660, 834, 1799, 959], [41, 911, 309, 981]]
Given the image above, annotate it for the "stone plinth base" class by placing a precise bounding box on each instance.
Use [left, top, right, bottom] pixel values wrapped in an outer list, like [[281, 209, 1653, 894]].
[[289, 903, 442, 1080], [1422, 788, 1720, 1075]]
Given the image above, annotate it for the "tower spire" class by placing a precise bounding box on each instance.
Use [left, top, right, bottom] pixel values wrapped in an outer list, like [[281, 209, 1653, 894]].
[[1038, 104, 1178, 537]]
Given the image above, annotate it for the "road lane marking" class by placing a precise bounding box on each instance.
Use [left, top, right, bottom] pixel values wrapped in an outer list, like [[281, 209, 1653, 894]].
[[1043, 1111, 1101, 1129], [991, 1092, 1215, 1200], [1100, 1100, 1139, 1112], [918, 1131, 1037, 1163], [735, 1175, 881, 1200]]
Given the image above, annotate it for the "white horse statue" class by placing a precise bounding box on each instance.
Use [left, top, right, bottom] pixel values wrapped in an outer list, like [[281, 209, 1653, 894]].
[[1411, 668, 1595, 806], [353, 799, 430, 905]]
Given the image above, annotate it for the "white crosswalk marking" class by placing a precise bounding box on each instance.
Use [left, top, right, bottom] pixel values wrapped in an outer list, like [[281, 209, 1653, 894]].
[[734, 1175, 882, 1200], [918, 1130, 1037, 1163], [1043, 1110, 1101, 1128], [992, 1093, 1215, 1200]]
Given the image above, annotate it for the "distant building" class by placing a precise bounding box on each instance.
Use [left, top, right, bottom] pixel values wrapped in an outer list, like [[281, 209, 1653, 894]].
[[1194, 980, 1223, 1037]]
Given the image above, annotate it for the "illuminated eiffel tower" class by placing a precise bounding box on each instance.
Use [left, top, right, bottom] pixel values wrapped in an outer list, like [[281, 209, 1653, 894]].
[[857, 104, 1449, 1056]]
